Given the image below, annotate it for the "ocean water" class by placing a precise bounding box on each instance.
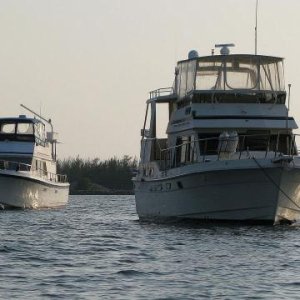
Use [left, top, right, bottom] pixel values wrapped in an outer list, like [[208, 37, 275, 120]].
[[1, 195, 300, 299]]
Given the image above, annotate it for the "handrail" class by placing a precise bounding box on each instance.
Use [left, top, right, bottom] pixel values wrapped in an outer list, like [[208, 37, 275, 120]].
[[31, 168, 68, 183], [154, 132, 299, 171], [190, 89, 284, 94], [0, 160, 31, 171], [0, 159, 68, 183], [160, 133, 273, 153], [149, 87, 174, 99]]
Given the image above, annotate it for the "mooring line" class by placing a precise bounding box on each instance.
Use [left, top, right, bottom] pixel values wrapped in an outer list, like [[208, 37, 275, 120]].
[[252, 157, 300, 210]]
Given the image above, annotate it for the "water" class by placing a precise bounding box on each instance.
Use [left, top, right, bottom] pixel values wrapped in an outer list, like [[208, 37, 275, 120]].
[[1, 195, 300, 299]]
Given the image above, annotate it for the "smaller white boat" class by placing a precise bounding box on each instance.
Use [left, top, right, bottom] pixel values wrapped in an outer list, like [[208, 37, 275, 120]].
[[0, 105, 69, 209]]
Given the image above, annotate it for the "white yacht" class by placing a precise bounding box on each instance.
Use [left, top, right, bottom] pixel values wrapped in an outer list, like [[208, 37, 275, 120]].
[[0, 105, 69, 209], [133, 44, 300, 224]]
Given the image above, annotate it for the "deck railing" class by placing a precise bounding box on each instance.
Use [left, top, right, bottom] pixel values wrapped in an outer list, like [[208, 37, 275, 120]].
[[149, 87, 174, 99], [0, 160, 68, 183], [157, 133, 299, 171]]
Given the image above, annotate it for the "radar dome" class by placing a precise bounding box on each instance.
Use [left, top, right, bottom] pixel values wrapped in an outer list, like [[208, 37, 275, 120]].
[[188, 50, 199, 59]]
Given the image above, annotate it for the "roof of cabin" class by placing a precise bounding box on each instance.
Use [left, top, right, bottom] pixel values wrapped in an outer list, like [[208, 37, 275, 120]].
[[0, 117, 43, 124], [178, 54, 284, 64]]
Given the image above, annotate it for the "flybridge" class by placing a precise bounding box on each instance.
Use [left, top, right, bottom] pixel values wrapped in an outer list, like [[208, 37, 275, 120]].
[[175, 52, 286, 103]]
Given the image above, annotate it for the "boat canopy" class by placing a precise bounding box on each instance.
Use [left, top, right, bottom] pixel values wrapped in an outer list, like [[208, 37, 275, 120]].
[[0, 117, 45, 143], [176, 54, 285, 99]]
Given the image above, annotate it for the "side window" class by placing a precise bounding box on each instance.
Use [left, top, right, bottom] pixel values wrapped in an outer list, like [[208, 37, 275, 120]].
[[34, 122, 46, 145], [32, 159, 47, 175], [244, 130, 270, 151], [180, 136, 191, 163], [142, 103, 151, 138], [156, 103, 169, 139], [198, 133, 219, 155], [1, 123, 15, 134], [43, 161, 47, 175], [174, 136, 192, 165]]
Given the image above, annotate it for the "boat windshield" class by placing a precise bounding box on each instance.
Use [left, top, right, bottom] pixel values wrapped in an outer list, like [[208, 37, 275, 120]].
[[0, 120, 44, 143], [0, 122, 34, 135], [177, 55, 285, 98]]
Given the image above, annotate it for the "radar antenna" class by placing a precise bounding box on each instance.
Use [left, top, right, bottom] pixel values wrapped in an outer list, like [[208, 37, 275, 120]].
[[255, 0, 259, 55], [215, 44, 235, 55]]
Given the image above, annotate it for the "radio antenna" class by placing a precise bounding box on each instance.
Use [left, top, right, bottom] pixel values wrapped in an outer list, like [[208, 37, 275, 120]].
[[255, 0, 258, 55], [288, 84, 291, 112], [20, 103, 53, 133]]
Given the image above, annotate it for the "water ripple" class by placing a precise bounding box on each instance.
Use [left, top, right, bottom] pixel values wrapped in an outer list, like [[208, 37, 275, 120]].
[[0, 195, 300, 299]]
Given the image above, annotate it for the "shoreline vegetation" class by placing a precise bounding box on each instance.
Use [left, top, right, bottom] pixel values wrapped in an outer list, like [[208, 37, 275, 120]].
[[57, 156, 137, 195]]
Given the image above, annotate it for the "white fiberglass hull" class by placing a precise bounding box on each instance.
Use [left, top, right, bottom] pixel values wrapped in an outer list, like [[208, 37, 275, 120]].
[[0, 171, 69, 209], [134, 159, 300, 224]]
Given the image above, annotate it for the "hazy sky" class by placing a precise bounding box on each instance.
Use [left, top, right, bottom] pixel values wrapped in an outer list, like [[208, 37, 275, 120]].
[[0, 0, 299, 159]]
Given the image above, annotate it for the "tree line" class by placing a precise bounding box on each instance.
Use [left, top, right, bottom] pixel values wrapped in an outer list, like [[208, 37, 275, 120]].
[[57, 155, 138, 194]]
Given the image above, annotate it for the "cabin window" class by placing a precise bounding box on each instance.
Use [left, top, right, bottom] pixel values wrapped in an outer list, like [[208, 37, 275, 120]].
[[156, 103, 169, 139], [0, 122, 35, 142], [241, 131, 270, 151], [175, 137, 182, 166], [269, 134, 296, 155], [225, 61, 259, 89], [179, 63, 187, 97], [1, 123, 15, 134], [173, 136, 194, 166], [190, 135, 197, 162], [186, 60, 197, 93], [43, 161, 47, 175], [177, 60, 197, 98], [34, 122, 46, 145], [238, 132, 296, 155], [144, 103, 151, 136], [198, 133, 219, 155], [260, 62, 284, 91], [32, 159, 48, 175], [180, 136, 191, 163], [196, 62, 223, 90], [17, 123, 34, 135], [192, 57, 285, 93]]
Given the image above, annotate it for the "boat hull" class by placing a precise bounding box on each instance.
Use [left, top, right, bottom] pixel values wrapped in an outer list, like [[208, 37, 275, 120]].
[[0, 172, 69, 209], [134, 162, 300, 224]]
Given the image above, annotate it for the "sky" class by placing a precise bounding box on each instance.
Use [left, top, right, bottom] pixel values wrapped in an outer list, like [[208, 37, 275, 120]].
[[0, 0, 299, 160]]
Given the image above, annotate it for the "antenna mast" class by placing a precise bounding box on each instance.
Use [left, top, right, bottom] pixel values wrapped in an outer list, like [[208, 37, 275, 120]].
[[255, 0, 258, 55], [288, 84, 291, 112], [20, 104, 53, 133], [286, 84, 292, 130]]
